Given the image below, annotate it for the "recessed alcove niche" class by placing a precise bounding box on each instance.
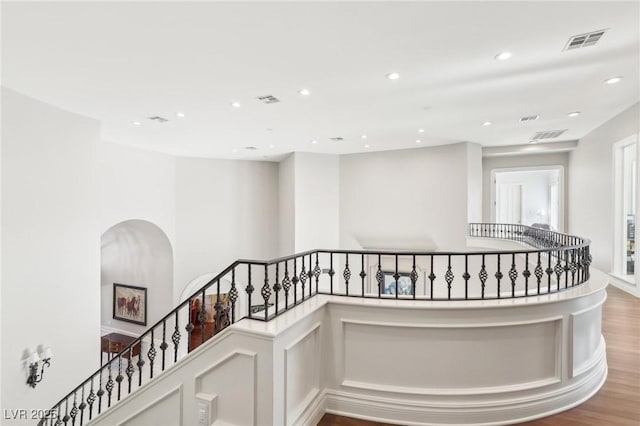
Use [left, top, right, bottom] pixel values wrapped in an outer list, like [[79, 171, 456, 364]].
[[100, 220, 174, 336]]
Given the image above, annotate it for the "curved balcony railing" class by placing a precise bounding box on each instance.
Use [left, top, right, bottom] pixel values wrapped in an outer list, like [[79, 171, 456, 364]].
[[39, 223, 591, 426]]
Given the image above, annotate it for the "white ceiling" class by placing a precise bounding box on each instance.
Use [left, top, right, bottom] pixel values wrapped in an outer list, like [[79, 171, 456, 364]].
[[2, 1, 639, 160]]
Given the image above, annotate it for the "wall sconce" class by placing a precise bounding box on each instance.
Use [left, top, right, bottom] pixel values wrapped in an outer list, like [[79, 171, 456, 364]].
[[26, 347, 52, 388]]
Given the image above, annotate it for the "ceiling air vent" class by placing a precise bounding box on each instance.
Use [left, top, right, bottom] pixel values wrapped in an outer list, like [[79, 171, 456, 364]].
[[520, 115, 539, 122], [564, 29, 607, 51], [148, 116, 169, 123], [244, 146, 258, 151], [531, 129, 568, 140], [329, 137, 344, 141], [256, 95, 280, 104]]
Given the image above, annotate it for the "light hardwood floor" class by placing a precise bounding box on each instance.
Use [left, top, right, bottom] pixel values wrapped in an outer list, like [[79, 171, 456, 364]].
[[318, 286, 640, 426]]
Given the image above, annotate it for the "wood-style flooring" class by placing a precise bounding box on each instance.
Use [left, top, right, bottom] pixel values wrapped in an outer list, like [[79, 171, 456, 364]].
[[318, 286, 640, 426]]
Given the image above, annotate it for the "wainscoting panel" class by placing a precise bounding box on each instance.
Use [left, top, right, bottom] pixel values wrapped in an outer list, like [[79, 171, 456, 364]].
[[118, 386, 182, 426], [341, 318, 561, 394], [285, 323, 321, 425], [194, 350, 257, 426]]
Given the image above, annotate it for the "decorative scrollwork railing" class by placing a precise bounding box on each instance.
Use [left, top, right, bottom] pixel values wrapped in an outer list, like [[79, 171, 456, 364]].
[[39, 223, 590, 426]]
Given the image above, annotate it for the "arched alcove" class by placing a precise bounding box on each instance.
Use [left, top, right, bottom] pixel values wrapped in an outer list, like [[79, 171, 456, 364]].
[[101, 220, 173, 336]]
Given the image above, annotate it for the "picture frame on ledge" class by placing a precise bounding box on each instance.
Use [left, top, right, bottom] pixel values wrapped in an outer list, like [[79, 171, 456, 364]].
[[113, 283, 147, 326], [382, 272, 414, 296]]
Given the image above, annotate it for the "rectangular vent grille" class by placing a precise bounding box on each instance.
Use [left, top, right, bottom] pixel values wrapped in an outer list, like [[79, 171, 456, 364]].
[[520, 115, 539, 122], [148, 116, 169, 123], [330, 137, 344, 141], [564, 29, 606, 51], [531, 129, 568, 140], [257, 95, 280, 104]]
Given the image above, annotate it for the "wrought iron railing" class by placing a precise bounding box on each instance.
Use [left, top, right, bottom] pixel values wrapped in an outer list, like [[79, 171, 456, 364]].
[[39, 223, 590, 426]]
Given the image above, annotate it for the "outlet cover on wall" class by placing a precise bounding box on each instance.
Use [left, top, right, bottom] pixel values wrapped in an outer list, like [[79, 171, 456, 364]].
[[195, 392, 217, 425]]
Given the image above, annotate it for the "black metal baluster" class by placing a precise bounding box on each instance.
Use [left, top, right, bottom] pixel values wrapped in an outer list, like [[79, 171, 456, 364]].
[[314, 253, 321, 293], [97, 368, 104, 414], [125, 349, 133, 394], [445, 255, 454, 300], [376, 254, 382, 298], [509, 253, 517, 297], [343, 253, 351, 296], [546, 251, 553, 293], [79, 385, 86, 426], [274, 263, 280, 316], [246, 265, 254, 318], [429, 256, 435, 300], [535, 252, 543, 295], [570, 249, 577, 286], [172, 311, 181, 363], [564, 250, 570, 289], [116, 355, 123, 401], [555, 251, 563, 291], [523, 253, 530, 296], [360, 254, 366, 297], [329, 253, 335, 294], [410, 255, 418, 300], [394, 255, 399, 299], [229, 267, 238, 323], [160, 320, 167, 371], [463, 255, 470, 300], [292, 259, 299, 304], [479, 254, 487, 299], [105, 359, 114, 408], [262, 264, 271, 320], [300, 260, 307, 300], [69, 391, 77, 426], [309, 254, 313, 298], [185, 298, 194, 352], [495, 254, 503, 298], [62, 399, 69, 426], [87, 377, 96, 420], [215, 279, 223, 333], [148, 329, 156, 379], [137, 348, 145, 387], [200, 289, 207, 344], [283, 262, 291, 309]]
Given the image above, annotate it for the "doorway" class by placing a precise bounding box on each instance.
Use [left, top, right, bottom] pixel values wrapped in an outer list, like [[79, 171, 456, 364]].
[[491, 166, 564, 231]]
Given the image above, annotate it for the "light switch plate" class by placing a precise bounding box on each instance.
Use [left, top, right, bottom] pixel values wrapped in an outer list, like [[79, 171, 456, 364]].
[[195, 393, 217, 425]]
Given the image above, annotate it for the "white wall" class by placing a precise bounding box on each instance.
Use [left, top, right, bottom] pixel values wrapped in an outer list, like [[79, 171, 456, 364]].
[[467, 142, 483, 223], [1, 88, 100, 423], [278, 154, 295, 256], [339, 143, 474, 251], [99, 142, 176, 248], [569, 102, 640, 274], [293, 153, 340, 252], [101, 220, 173, 336], [483, 152, 570, 226], [174, 158, 279, 301]]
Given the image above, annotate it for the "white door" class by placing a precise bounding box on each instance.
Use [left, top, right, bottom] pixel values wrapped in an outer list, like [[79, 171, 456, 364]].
[[496, 184, 522, 224]]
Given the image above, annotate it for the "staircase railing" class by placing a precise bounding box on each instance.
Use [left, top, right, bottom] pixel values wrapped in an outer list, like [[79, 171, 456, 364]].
[[39, 223, 591, 426]]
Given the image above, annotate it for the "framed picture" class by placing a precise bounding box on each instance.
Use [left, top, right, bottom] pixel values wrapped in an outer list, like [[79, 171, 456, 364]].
[[113, 283, 147, 325], [382, 272, 414, 295]]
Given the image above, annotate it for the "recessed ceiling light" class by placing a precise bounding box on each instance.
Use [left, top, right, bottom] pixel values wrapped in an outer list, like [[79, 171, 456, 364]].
[[364, 144, 370, 149], [415, 140, 422, 144], [482, 121, 492, 126], [269, 144, 275, 149], [418, 129, 425, 133], [495, 52, 512, 60], [604, 76, 623, 85], [530, 140, 538, 144], [231, 102, 241, 108], [311, 140, 317, 144], [176, 112, 185, 118], [132, 121, 141, 126], [361, 134, 367, 139], [567, 111, 581, 117], [386, 72, 400, 80], [244, 146, 257, 150], [232, 148, 238, 153], [299, 89, 310, 96]]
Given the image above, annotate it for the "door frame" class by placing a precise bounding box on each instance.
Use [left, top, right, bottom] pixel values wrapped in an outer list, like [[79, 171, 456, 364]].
[[490, 165, 565, 231]]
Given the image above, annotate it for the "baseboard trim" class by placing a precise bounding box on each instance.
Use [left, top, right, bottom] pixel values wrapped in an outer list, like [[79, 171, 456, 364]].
[[320, 354, 606, 425]]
